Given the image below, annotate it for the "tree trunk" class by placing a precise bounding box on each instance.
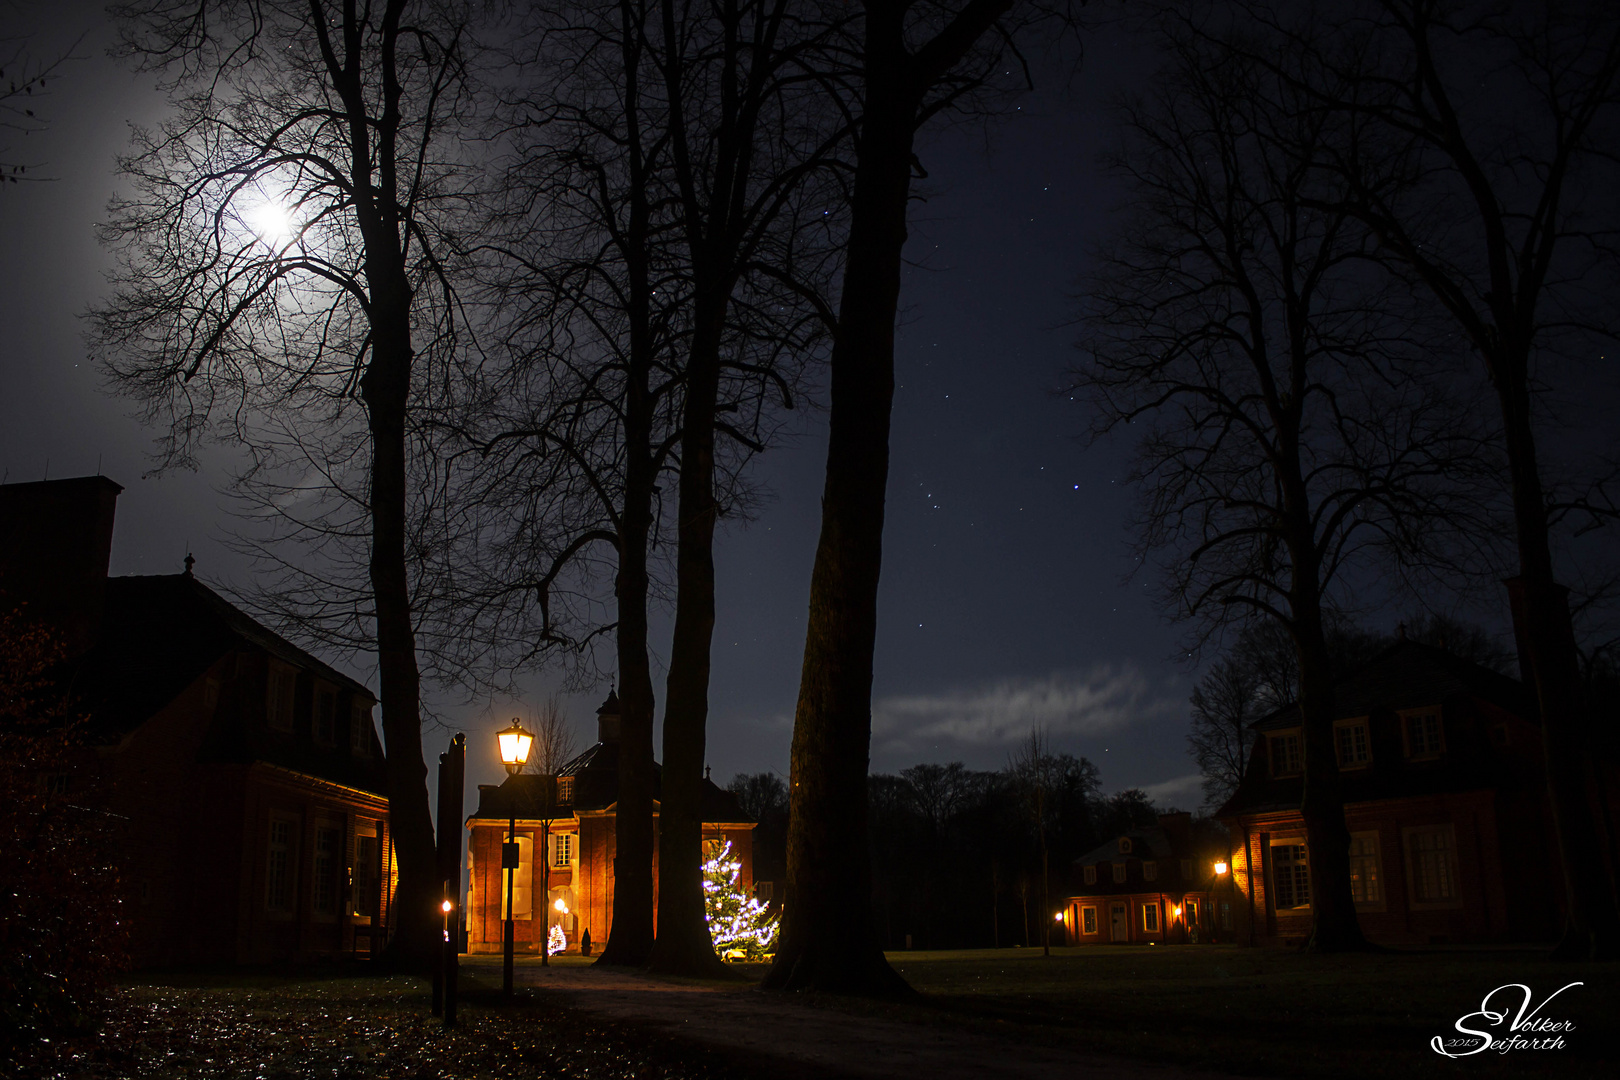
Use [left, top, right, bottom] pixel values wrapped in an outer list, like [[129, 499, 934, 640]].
[[650, 300, 729, 977], [1495, 366, 1619, 959], [363, 283, 437, 970], [761, 13, 915, 996], [1287, 539, 1368, 953], [597, 277, 659, 967]]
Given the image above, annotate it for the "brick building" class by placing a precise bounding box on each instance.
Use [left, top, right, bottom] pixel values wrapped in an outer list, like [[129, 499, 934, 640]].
[[1, 476, 393, 966], [1062, 811, 1231, 945], [1216, 639, 1561, 946], [465, 692, 754, 955]]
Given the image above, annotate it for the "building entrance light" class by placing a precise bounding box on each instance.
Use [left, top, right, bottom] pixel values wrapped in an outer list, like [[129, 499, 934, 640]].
[[1214, 861, 1229, 876]]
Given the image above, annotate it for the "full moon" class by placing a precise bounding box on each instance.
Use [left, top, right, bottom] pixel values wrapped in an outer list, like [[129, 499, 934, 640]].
[[246, 200, 296, 245]]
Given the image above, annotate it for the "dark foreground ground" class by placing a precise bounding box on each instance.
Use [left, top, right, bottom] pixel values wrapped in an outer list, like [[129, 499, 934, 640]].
[[14, 945, 1619, 1080]]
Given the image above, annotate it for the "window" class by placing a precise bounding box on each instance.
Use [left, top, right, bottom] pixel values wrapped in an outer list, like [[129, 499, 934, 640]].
[[1082, 907, 1098, 935], [351, 703, 371, 754], [266, 816, 297, 913], [1112, 862, 1127, 884], [313, 826, 340, 916], [267, 667, 296, 732], [501, 835, 534, 919], [558, 776, 575, 804], [1269, 731, 1303, 776], [1180, 859, 1192, 880], [1220, 901, 1232, 930], [1083, 865, 1097, 886], [1271, 841, 1310, 909], [1335, 719, 1372, 767], [553, 832, 576, 868], [1143, 861, 1158, 882], [353, 832, 378, 918], [314, 687, 337, 744], [1117, 837, 1133, 854], [1403, 711, 1444, 760], [1142, 901, 1160, 933], [1349, 831, 1382, 905], [756, 881, 774, 901], [1407, 825, 1461, 906], [703, 837, 725, 861]]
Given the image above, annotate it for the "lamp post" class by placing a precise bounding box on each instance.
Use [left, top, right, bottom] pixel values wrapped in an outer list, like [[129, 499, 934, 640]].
[[1212, 859, 1229, 944], [497, 719, 532, 998]]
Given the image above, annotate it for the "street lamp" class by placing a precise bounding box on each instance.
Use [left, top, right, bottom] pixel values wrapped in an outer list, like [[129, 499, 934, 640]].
[[497, 719, 531, 998]]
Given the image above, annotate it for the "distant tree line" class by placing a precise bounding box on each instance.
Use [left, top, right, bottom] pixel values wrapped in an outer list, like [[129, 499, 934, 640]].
[[731, 753, 1166, 952]]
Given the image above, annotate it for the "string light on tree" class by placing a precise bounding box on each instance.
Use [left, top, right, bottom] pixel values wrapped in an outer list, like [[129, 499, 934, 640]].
[[702, 840, 777, 961]]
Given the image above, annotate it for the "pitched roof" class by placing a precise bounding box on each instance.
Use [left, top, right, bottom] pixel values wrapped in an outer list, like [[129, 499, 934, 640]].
[[470, 740, 752, 825], [1253, 639, 1531, 731], [71, 573, 373, 739]]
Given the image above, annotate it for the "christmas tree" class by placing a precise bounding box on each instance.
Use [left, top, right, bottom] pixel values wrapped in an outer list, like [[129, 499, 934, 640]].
[[547, 923, 567, 956], [703, 840, 778, 961]]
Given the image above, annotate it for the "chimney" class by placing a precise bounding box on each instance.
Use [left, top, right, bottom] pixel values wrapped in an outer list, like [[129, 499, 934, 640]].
[[596, 688, 621, 743], [0, 476, 122, 656]]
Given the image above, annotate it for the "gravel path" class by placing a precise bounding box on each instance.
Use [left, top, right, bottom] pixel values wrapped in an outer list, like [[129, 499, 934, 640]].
[[505, 958, 1235, 1080]]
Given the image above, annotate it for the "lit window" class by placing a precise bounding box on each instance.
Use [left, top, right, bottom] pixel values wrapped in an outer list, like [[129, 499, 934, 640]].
[[501, 835, 534, 919], [1349, 832, 1382, 905], [354, 832, 379, 918], [1082, 907, 1097, 935], [1112, 862, 1127, 884], [351, 703, 371, 754], [1403, 711, 1444, 759], [1143, 861, 1158, 882], [1142, 901, 1160, 932], [558, 776, 575, 804], [1407, 825, 1460, 906], [1083, 865, 1097, 886], [266, 816, 297, 912], [313, 826, 340, 915], [1269, 731, 1303, 776], [314, 687, 337, 744], [553, 832, 576, 867], [267, 668, 296, 732], [1335, 720, 1371, 767], [1271, 842, 1310, 909]]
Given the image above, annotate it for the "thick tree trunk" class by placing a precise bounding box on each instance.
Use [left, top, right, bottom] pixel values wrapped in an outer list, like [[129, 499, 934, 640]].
[[1291, 592, 1367, 952], [597, 370, 658, 968], [363, 288, 437, 970], [1495, 370, 1619, 959], [650, 301, 729, 976], [763, 34, 915, 999]]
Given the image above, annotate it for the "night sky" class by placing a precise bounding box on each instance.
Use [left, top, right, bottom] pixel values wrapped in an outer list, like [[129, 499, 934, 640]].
[[2, 4, 1204, 809]]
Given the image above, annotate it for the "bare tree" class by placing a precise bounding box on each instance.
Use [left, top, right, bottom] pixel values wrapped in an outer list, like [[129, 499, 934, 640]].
[[528, 695, 578, 967], [90, 0, 489, 965], [1270, 0, 1620, 957], [1187, 659, 1260, 813], [1071, 8, 1494, 950], [768, 0, 1073, 997], [1008, 729, 1059, 956], [1, 35, 78, 185]]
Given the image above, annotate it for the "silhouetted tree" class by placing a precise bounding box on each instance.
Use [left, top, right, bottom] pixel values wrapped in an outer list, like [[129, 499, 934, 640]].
[[1073, 6, 1490, 950], [91, 0, 489, 965]]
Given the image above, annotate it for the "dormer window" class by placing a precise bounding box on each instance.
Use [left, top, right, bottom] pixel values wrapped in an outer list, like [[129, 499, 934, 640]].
[[1269, 731, 1303, 776], [267, 665, 296, 732], [1112, 862, 1127, 884], [1084, 864, 1097, 885], [1143, 861, 1158, 881], [1402, 710, 1444, 760], [314, 686, 337, 744], [1118, 837, 1133, 855], [351, 703, 371, 754], [558, 776, 575, 805], [1334, 719, 1372, 768]]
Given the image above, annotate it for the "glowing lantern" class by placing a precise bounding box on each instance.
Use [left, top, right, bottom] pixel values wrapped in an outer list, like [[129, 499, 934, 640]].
[[1214, 861, 1229, 875], [497, 720, 533, 775]]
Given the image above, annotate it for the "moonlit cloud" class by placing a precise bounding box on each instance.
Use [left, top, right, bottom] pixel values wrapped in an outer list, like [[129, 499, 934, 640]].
[[870, 664, 1182, 760], [1137, 772, 1204, 810]]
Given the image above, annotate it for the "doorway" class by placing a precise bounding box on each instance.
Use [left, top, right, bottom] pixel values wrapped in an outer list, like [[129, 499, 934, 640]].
[[1110, 901, 1128, 942]]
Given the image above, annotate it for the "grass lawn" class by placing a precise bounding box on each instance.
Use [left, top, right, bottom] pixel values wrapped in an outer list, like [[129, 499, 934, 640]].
[[880, 945, 1617, 1079], [13, 964, 754, 1080]]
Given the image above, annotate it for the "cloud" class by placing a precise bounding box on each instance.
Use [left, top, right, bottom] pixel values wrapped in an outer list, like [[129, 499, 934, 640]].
[[871, 664, 1181, 760], [1136, 772, 1204, 810]]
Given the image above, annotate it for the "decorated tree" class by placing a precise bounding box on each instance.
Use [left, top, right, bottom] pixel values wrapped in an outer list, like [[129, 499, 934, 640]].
[[703, 842, 777, 962]]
